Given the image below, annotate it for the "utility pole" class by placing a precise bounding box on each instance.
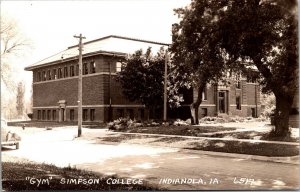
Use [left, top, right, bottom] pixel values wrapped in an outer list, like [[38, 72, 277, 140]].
[[163, 50, 168, 122], [74, 34, 85, 137]]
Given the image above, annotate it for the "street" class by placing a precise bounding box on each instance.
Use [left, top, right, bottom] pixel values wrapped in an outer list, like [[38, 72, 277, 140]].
[[2, 127, 299, 190]]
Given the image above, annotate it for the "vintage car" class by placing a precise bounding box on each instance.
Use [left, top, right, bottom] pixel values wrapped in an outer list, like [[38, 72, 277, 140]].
[[1, 119, 21, 149]]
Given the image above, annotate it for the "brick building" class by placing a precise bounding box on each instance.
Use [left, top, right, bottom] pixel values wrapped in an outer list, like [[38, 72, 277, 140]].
[[25, 35, 168, 123], [25, 35, 261, 123], [192, 78, 261, 118]]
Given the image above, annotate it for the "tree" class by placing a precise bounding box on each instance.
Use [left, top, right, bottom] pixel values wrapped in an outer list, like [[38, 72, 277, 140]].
[[116, 48, 182, 119], [1, 15, 32, 91], [170, 0, 229, 124], [16, 82, 25, 117], [217, 0, 298, 136], [171, 0, 298, 136]]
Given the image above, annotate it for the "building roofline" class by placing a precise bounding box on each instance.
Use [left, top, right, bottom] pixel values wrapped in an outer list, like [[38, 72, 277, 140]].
[[24, 50, 127, 71], [67, 35, 170, 49]]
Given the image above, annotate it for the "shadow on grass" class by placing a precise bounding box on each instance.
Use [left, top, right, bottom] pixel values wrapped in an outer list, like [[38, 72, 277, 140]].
[[208, 131, 299, 143], [185, 140, 300, 157], [122, 125, 237, 136]]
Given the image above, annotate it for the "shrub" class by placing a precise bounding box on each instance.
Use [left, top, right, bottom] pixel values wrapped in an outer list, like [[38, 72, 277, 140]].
[[107, 118, 143, 130], [173, 119, 190, 126]]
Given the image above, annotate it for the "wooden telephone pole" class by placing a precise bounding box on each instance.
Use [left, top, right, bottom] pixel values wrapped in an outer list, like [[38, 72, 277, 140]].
[[74, 34, 85, 137]]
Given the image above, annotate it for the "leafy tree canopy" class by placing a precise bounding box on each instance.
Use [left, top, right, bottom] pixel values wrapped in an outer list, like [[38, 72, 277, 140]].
[[171, 0, 298, 135], [116, 47, 182, 118]]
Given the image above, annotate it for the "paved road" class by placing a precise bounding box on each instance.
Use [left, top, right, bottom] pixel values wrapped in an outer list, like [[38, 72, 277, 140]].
[[2, 127, 299, 190]]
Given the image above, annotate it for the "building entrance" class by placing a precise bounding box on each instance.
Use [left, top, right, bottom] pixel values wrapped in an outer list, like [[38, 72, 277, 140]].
[[218, 91, 228, 114], [58, 100, 66, 122]]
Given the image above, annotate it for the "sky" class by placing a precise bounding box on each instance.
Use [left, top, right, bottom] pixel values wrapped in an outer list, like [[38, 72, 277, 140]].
[[1, 0, 191, 100]]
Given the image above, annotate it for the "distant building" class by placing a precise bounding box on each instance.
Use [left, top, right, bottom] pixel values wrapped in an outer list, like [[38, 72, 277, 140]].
[[25, 35, 261, 123], [193, 77, 261, 118]]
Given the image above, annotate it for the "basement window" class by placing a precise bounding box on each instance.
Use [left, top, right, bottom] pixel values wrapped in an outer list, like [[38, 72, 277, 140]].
[[52, 110, 57, 120], [83, 109, 88, 121], [70, 109, 75, 121], [37, 110, 41, 120], [90, 109, 95, 121], [47, 110, 51, 120]]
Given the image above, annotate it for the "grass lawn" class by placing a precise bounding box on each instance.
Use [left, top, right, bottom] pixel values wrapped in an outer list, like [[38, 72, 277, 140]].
[[123, 125, 237, 136], [185, 140, 300, 157], [207, 131, 300, 143], [2, 161, 158, 191], [99, 134, 299, 157]]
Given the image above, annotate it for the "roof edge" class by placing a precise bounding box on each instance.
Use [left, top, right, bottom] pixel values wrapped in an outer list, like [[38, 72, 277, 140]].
[[24, 50, 127, 71]]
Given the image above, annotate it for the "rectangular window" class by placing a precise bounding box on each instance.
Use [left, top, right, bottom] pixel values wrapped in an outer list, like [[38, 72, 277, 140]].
[[58, 68, 63, 79], [90, 61, 96, 73], [83, 109, 88, 121], [53, 69, 57, 79], [138, 108, 145, 119], [42, 110, 46, 120], [76, 64, 79, 76], [70, 66, 75, 77], [37, 72, 41, 82], [126, 109, 134, 119], [236, 96, 241, 110], [52, 110, 57, 120], [70, 109, 75, 121], [236, 81, 241, 89], [37, 110, 41, 120], [47, 110, 51, 120], [202, 86, 207, 100], [47, 70, 51, 80], [83, 63, 88, 75], [201, 108, 208, 117], [116, 62, 122, 72], [117, 109, 124, 118], [90, 109, 95, 121], [64, 66, 68, 78], [42, 71, 46, 81]]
